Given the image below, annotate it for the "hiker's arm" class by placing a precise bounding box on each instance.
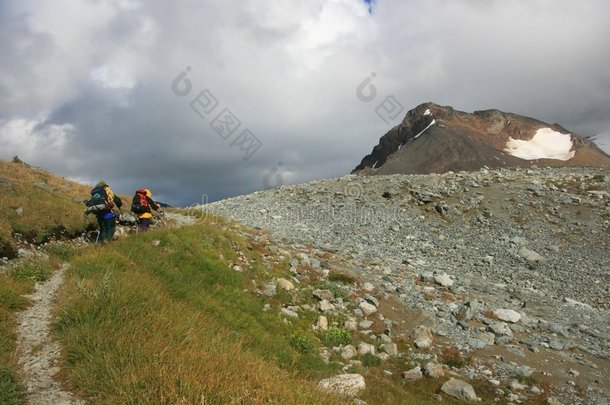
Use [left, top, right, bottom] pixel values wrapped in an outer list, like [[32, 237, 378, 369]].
[[148, 197, 160, 211], [114, 195, 123, 208]]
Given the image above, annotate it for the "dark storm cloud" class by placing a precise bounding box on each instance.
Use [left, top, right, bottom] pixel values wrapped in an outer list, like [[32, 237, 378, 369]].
[[1, 0, 608, 206]]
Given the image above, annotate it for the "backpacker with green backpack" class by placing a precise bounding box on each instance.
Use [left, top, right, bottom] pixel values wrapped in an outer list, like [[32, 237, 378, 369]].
[[84, 186, 114, 215]]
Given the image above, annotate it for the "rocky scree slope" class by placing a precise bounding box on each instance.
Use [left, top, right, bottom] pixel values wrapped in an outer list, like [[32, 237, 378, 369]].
[[353, 103, 610, 175], [205, 167, 610, 404]]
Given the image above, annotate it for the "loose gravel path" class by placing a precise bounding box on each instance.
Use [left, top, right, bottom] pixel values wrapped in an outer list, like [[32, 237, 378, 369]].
[[16, 263, 83, 405]]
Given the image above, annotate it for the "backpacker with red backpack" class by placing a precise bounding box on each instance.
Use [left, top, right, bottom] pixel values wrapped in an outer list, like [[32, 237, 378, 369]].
[[84, 186, 115, 215], [131, 189, 150, 214]]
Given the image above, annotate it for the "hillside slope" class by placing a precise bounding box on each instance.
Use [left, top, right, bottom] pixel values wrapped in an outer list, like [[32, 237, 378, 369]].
[[0, 159, 96, 259], [207, 166, 610, 404]]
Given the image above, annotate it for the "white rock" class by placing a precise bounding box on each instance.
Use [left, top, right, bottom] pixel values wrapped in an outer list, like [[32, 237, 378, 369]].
[[317, 374, 365, 398], [380, 343, 398, 357], [363, 282, 375, 292], [316, 315, 328, 331], [280, 308, 298, 318], [358, 342, 376, 356], [493, 309, 521, 323], [359, 301, 377, 316], [403, 366, 423, 381], [424, 362, 445, 379], [377, 352, 390, 361], [319, 300, 335, 312], [434, 272, 454, 288], [344, 318, 358, 331], [441, 378, 477, 401], [276, 278, 295, 291], [519, 247, 542, 262], [413, 325, 434, 349], [341, 345, 357, 360]]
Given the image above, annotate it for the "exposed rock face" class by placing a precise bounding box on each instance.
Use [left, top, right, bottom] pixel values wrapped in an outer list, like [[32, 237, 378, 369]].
[[353, 102, 610, 175]]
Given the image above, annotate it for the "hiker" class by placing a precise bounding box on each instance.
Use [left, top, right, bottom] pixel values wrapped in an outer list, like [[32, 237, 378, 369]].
[[85, 181, 122, 243], [131, 188, 160, 231]]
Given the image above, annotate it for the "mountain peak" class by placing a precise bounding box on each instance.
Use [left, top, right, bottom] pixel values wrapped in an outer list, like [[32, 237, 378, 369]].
[[353, 103, 610, 175]]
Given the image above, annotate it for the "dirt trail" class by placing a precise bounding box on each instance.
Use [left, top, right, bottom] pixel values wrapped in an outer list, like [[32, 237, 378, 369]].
[[13, 211, 196, 404], [16, 263, 83, 405]]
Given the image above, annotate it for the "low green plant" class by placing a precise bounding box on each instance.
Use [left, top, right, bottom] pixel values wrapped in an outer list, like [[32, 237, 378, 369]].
[[320, 283, 348, 300], [320, 327, 351, 347], [361, 353, 381, 367], [8, 260, 53, 282], [289, 332, 319, 354]]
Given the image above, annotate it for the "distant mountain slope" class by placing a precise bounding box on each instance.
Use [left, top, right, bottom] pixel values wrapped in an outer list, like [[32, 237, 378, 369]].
[[353, 102, 610, 175]]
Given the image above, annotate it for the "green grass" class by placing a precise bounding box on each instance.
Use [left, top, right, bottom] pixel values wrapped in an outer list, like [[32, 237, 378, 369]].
[[51, 219, 482, 404], [54, 224, 348, 404], [0, 258, 58, 405], [0, 159, 96, 257]]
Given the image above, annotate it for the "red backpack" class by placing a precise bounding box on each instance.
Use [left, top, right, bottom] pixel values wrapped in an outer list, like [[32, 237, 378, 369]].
[[131, 189, 150, 214]]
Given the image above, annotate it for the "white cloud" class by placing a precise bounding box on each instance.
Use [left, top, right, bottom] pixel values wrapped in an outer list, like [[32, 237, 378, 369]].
[[0, 114, 75, 160], [0, 0, 609, 204]]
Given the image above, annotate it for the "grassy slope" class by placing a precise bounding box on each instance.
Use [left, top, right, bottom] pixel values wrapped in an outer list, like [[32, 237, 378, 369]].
[[54, 221, 349, 404], [53, 217, 483, 404], [0, 160, 95, 257], [0, 160, 483, 403]]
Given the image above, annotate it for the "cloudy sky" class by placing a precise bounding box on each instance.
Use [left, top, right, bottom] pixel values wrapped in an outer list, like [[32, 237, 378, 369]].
[[1, 0, 609, 205]]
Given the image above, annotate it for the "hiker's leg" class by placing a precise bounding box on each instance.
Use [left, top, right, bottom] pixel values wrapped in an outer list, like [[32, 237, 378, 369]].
[[106, 218, 117, 240], [97, 217, 107, 242], [139, 218, 150, 232]]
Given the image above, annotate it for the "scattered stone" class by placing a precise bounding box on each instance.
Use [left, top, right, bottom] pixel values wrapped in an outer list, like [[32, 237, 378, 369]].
[[441, 378, 477, 401], [313, 289, 334, 301], [434, 272, 454, 288], [316, 315, 328, 331], [424, 362, 445, 378], [403, 366, 423, 381], [413, 325, 434, 349], [493, 309, 522, 323], [341, 345, 357, 360], [380, 343, 398, 357], [518, 247, 542, 262], [488, 322, 513, 338], [358, 342, 376, 356], [16, 207, 24, 216], [363, 282, 375, 292], [276, 278, 295, 291], [319, 300, 335, 312], [280, 308, 298, 318], [359, 301, 377, 316]]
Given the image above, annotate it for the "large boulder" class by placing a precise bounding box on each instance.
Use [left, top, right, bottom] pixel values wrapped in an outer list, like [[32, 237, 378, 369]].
[[318, 374, 366, 397], [441, 378, 477, 401]]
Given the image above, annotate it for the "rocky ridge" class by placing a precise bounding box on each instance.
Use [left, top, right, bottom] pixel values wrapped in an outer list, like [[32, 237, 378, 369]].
[[204, 166, 610, 404]]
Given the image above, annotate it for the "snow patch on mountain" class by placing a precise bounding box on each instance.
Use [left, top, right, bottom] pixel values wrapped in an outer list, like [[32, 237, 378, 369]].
[[413, 119, 436, 140], [504, 128, 575, 161]]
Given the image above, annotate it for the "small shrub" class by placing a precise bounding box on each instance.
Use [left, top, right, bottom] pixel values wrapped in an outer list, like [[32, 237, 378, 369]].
[[8, 261, 52, 282], [44, 244, 76, 261], [440, 346, 466, 369], [320, 327, 351, 347], [361, 353, 381, 367], [328, 272, 357, 285], [11, 156, 22, 164], [289, 332, 319, 354], [516, 374, 537, 386], [320, 284, 348, 300]]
